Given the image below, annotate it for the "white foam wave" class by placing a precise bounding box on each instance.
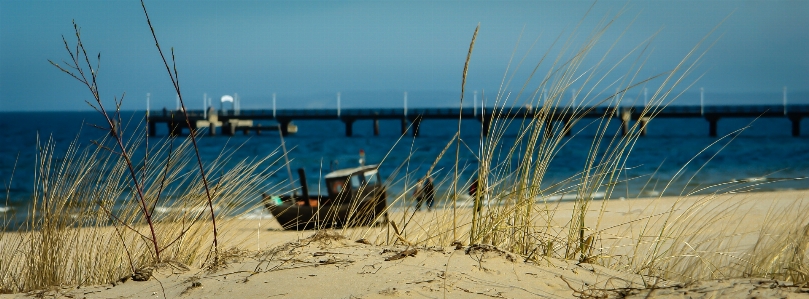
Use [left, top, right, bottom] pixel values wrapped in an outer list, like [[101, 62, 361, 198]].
[[239, 208, 275, 220]]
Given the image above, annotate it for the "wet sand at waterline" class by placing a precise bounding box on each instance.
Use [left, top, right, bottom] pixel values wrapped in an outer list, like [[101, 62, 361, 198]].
[[3, 190, 809, 298]]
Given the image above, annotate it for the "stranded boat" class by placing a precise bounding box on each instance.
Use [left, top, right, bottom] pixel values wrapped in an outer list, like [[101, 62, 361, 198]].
[[263, 165, 388, 230]]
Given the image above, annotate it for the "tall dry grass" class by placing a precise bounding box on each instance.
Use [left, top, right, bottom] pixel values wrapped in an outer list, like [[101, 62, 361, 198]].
[[344, 10, 809, 287], [0, 130, 280, 293]]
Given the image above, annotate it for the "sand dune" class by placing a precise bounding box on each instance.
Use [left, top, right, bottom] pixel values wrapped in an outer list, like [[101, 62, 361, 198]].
[[4, 190, 809, 298]]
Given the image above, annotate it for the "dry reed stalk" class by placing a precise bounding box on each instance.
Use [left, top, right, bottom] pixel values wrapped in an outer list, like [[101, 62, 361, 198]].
[[454, 24, 479, 242], [139, 0, 221, 262], [49, 21, 163, 262]]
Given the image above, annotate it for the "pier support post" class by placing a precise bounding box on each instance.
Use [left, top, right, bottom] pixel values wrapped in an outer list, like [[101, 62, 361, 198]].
[[373, 119, 380, 136], [148, 121, 156, 137], [278, 119, 291, 136], [544, 119, 554, 139], [562, 119, 572, 137], [412, 116, 422, 137], [639, 117, 650, 136], [255, 124, 262, 135], [620, 108, 631, 136], [224, 122, 236, 136], [400, 118, 409, 135], [209, 122, 217, 136], [343, 119, 355, 137], [221, 123, 228, 136], [790, 116, 802, 137], [706, 115, 720, 137], [481, 117, 491, 137], [168, 121, 182, 137]]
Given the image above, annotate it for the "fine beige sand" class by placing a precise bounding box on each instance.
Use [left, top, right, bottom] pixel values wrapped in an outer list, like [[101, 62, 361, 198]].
[[4, 190, 809, 298]]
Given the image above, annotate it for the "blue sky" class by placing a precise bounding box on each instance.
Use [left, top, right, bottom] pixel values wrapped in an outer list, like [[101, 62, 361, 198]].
[[1, 0, 807, 111]]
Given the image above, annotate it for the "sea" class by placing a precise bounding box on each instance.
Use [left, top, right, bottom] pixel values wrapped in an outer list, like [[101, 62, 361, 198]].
[[1, 111, 808, 224]]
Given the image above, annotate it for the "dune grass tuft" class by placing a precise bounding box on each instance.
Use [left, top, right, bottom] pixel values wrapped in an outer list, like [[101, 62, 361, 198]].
[[0, 131, 280, 292], [344, 11, 809, 288]]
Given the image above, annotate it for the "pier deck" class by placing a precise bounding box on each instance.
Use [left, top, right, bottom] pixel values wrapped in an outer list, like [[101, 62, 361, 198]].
[[147, 104, 809, 137]]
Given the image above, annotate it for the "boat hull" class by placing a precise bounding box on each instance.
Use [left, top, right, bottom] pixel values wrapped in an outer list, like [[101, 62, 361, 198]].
[[264, 195, 387, 230]]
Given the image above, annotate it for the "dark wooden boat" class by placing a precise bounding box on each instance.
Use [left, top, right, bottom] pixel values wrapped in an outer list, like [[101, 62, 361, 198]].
[[263, 165, 388, 230]]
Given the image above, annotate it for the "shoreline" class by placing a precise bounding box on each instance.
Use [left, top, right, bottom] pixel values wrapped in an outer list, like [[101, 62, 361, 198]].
[[233, 188, 809, 247]]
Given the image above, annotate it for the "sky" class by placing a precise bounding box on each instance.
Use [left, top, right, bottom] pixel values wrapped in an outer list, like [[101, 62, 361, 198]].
[[0, 0, 807, 111]]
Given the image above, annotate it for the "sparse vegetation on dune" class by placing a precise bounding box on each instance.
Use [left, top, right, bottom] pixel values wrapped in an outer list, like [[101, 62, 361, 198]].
[[0, 131, 280, 293], [0, 2, 807, 296], [341, 8, 809, 289]]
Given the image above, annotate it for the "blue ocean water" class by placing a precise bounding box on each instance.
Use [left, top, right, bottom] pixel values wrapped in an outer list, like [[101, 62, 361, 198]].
[[1, 111, 808, 219]]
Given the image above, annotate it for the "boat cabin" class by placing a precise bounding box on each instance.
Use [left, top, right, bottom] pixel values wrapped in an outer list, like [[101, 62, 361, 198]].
[[323, 165, 384, 205]]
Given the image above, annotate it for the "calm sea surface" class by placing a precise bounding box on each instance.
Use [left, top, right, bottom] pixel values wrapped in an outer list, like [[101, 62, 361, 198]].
[[1, 111, 808, 221]]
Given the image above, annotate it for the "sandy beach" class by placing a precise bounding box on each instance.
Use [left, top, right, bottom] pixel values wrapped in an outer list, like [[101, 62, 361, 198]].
[[4, 189, 809, 298]]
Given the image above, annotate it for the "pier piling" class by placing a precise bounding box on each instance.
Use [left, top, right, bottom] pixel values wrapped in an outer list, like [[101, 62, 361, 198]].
[[620, 108, 632, 136], [790, 116, 802, 137], [544, 119, 554, 139], [168, 120, 182, 137], [706, 115, 720, 137], [562, 119, 572, 137], [223, 122, 235, 136], [482, 117, 491, 137], [344, 119, 355, 137], [412, 116, 422, 137], [400, 118, 409, 135], [639, 117, 649, 136]]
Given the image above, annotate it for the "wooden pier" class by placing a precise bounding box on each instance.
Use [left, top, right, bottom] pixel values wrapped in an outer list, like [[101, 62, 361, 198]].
[[147, 104, 809, 137]]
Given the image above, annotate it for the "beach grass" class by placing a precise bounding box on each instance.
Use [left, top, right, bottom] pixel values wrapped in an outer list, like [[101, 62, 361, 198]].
[[336, 8, 809, 289], [1, 2, 808, 295], [0, 130, 280, 293]]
